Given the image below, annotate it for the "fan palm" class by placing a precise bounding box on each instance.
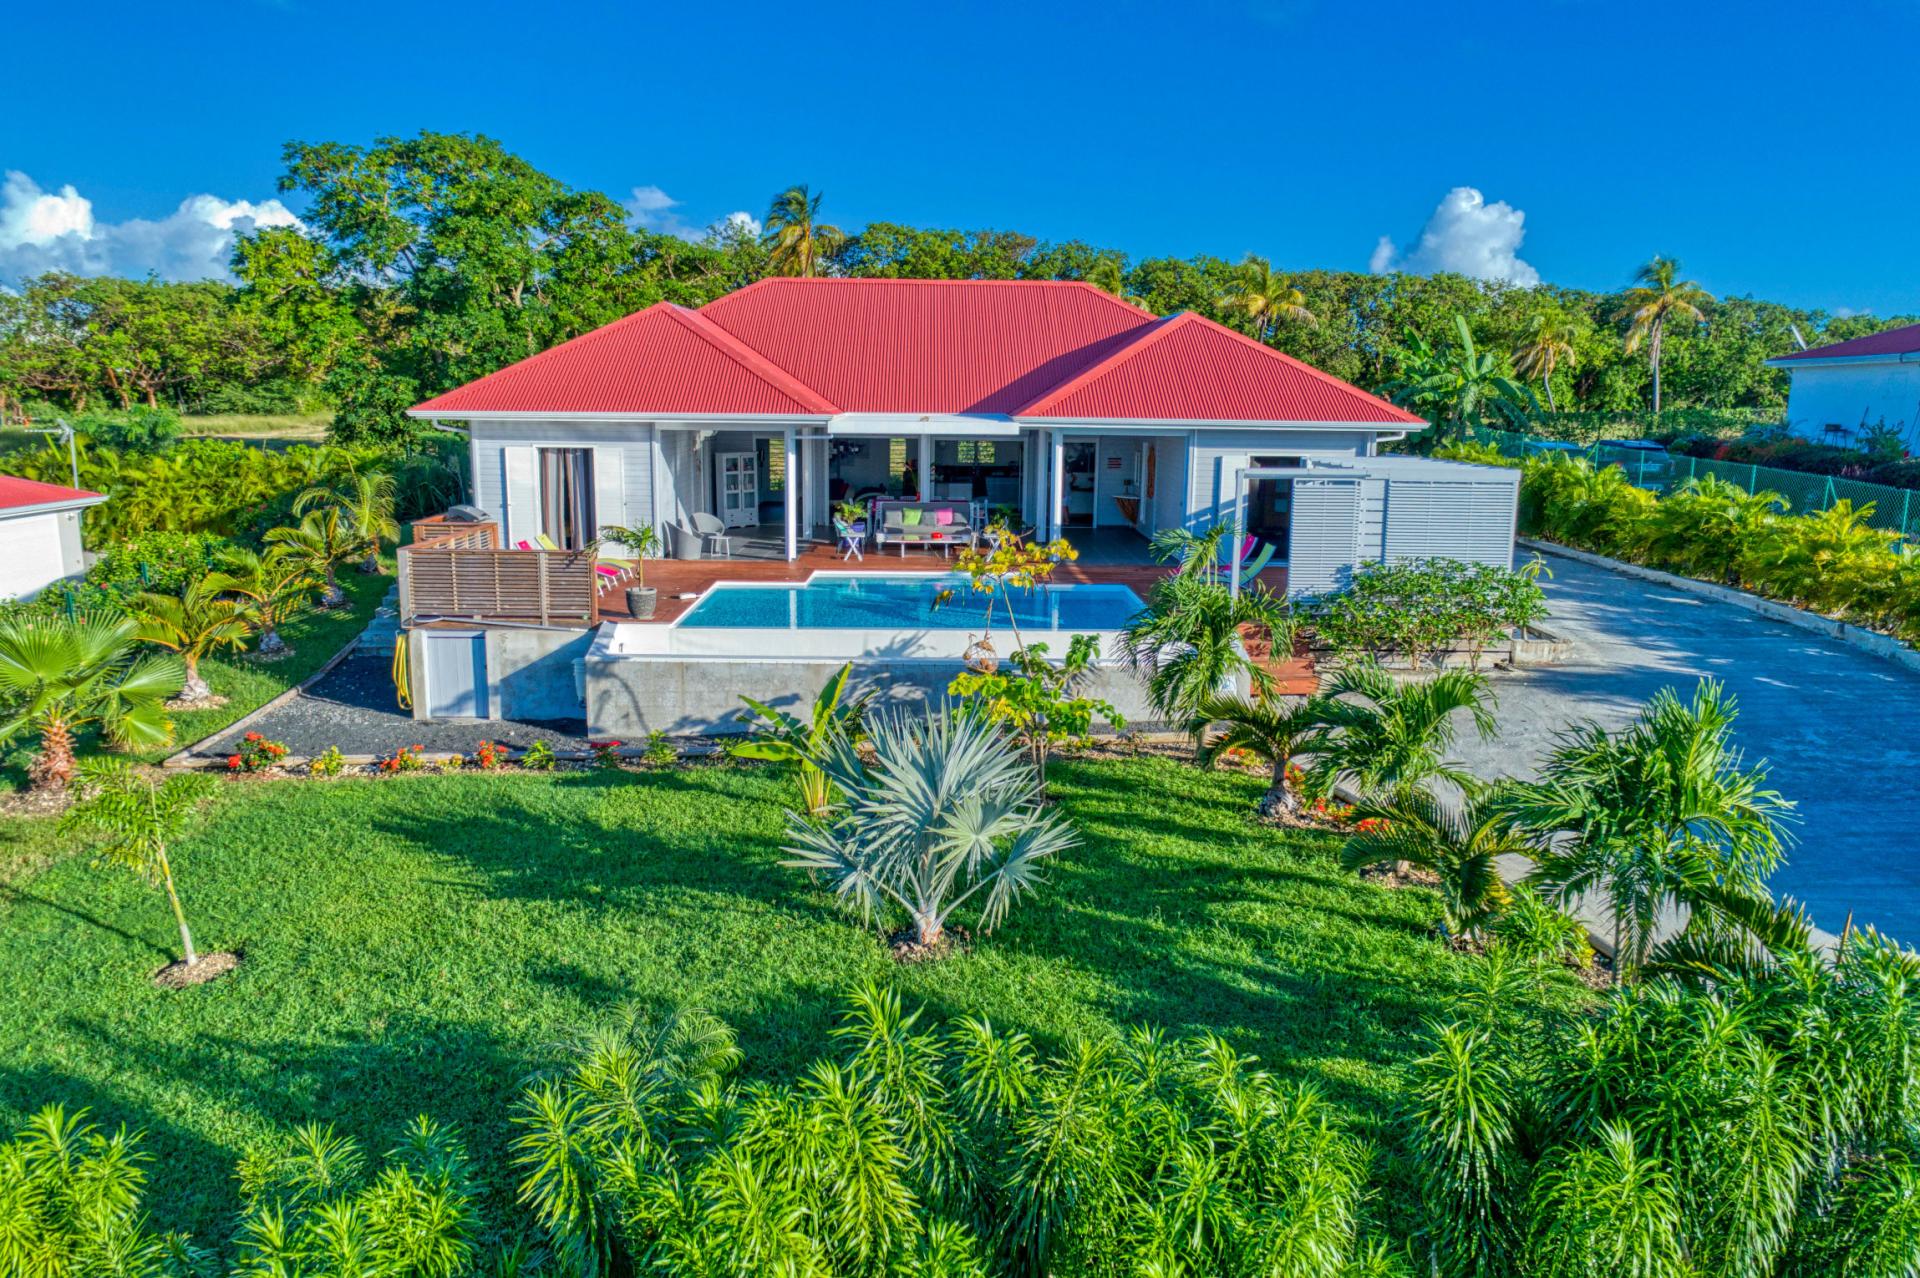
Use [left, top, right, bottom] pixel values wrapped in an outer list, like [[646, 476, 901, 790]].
[[59, 758, 215, 968], [1192, 692, 1328, 816], [1512, 312, 1581, 411], [1621, 256, 1712, 414], [1309, 660, 1497, 802], [296, 470, 399, 573], [0, 615, 183, 790], [131, 574, 250, 703], [1498, 679, 1793, 981], [219, 546, 321, 655], [1120, 575, 1298, 758], [1339, 787, 1524, 940], [265, 507, 363, 608], [763, 185, 845, 278], [1220, 254, 1317, 342], [782, 705, 1077, 949]]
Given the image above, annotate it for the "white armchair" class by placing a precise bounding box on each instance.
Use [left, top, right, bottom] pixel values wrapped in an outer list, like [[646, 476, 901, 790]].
[[689, 512, 732, 558]]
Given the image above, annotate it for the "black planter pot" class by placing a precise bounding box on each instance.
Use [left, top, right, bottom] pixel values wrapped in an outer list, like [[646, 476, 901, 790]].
[[626, 586, 658, 620]]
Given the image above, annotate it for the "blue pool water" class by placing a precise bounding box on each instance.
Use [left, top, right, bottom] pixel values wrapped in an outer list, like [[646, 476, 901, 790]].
[[678, 574, 1144, 631]]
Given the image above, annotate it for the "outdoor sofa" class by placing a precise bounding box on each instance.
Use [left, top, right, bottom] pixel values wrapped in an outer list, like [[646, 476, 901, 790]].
[[870, 499, 977, 556]]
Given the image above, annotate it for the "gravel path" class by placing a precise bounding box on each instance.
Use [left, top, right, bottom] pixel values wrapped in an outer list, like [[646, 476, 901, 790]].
[[196, 654, 594, 757]]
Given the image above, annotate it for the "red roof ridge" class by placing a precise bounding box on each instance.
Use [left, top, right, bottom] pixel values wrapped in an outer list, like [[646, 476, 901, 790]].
[[1772, 319, 1920, 362], [701, 275, 1148, 318], [1015, 310, 1424, 424], [654, 305, 839, 413], [0, 474, 105, 509]]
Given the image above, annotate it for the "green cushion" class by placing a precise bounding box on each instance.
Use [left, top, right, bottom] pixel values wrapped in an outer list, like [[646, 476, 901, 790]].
[[902, 508, 923, 526]]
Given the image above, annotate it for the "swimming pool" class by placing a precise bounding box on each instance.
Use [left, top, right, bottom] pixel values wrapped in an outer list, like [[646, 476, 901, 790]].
[[676, 573, 1144, 632]]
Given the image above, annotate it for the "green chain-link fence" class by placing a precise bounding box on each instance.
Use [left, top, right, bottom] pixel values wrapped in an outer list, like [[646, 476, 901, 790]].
[[1461, 426, 1920, 539]]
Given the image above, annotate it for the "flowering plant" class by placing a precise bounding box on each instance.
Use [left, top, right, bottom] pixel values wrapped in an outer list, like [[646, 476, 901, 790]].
[[308, 746, 347, 778], [590, 740, 623, 769], [1307, 797, 1356, 826], [379, 744, 427, 774], [473, 740, 507, 770], [228, 732, 289, 773]]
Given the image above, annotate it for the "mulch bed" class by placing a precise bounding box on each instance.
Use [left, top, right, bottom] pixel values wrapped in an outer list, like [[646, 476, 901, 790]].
[[152, 951, 240, 988], [889, 925, 972, 964]]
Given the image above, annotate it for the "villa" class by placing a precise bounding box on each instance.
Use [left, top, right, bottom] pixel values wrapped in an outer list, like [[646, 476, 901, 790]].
[[399, 278, 1520, 729]]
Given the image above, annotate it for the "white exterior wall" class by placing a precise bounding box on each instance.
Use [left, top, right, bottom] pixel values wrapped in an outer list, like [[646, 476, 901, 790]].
[[1782, 360, 1920, 451], [1184, 428, 1374, 531], [0, 510, 85, 600], [468, 419, 660, 544]]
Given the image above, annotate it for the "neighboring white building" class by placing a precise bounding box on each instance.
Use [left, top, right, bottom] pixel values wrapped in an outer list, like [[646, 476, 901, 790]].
[[0, 475, 106, 600], [1766, 321, 1920, 452]]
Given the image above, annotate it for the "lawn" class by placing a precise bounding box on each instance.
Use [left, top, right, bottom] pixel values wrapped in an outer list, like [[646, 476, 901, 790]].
[[0, 757, 1584, 1251], [180, 412, 331, 442]]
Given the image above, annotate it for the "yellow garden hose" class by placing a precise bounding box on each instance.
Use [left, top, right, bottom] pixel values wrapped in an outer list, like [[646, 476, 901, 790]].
[[391, 632, 412, 710]]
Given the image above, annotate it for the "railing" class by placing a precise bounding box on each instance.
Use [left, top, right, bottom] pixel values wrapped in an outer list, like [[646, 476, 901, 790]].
[[397, 518, 602, 626]]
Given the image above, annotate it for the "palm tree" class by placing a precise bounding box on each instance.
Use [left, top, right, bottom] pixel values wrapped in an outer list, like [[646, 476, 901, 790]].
[[1512, 312, 1581, 411], [1498, 679, 1792, 981], [1309, 660, 1497, 802], [762, 185, 845, 278], [782, 705, 1077, 950], [1387, 316, 1539, 442], [1192, 692, 1329, 816], [1339, 787, 1525, 940], [265, 507, 362, 608], [1621, 256, 1712, 414], [219, 546, 321, 655], [1084, 257, 1148, 309], [1120, 575, 1299, 758], [1220, 254, 1317, 342], [58, 759, 215, 968], [132, 575, 251, 703], [0, 616, 183, 790], [296, 470, 399, 573]]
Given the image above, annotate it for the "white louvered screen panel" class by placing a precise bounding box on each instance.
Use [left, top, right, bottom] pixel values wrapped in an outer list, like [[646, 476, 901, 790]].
[[1286, 478, 1363, 598], [1381, 480, 1517, 568]]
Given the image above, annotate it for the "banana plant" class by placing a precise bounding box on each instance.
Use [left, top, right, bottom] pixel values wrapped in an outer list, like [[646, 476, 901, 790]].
[[727, 661, 873, 816]]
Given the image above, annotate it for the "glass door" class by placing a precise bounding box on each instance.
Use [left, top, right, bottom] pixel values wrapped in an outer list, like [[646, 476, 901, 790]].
[[1248, 455, 1302, 560]]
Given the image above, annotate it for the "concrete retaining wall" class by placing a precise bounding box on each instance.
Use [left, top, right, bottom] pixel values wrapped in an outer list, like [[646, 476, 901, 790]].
[[586, 650, 1157, 737]]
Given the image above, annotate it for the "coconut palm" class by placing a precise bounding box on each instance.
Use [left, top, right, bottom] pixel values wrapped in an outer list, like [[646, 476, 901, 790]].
[[59, 758, 215, 968], [1192, 692, 1329, 816], [1621, 256, 1712, 414], [1120, 575, 1299, 758], [265, 507, 362, 608], [762, 184, 845, 278], [782, 705, 1077, 950], [1309, 660, 1497, 802], [1498, 679, 1792, 982], [131, 574, 250, 703], [729, 661, 873, 816], [1512, 312, 1581, 411], [1220, 254, 1317, 342], [219, 546, 320, 655], [0, 615, 183, 790], [1084, 256, 1148, 309], [296, 469, 399, 573], [1339, 786, 1525, 940]]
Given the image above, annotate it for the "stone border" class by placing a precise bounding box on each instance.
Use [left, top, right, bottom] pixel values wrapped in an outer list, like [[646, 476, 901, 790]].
[[161, 633, 368, 769], [1519, 537, 1920, 677]]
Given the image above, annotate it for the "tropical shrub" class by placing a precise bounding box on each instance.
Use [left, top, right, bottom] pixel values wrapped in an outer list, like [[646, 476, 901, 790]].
[[511, 985, 1379, 1277], [1120, 571, 1296, 756], [519, 738, 557, 770], [1339, 786, 1522, 942], [0, 614, 183, 789], [729, 660, 872, 815], [69, 405, 184, 450], [1520, 455, 1657, 560], [227, 731, 289, 772], [378, 743, 426, 773], [1408, 935, 1920, 1278], [307, 744, 347, 777], [1640, 475, 1785, 583], [85, 530, 233, 595], [1308, 558, 1548, 669], [589, 739, 622, 768], [1308, 661, 1496, 803], [1737, 499, 1901, 619], [782, 705, 1076, 950], [642, 731, 675, 765], [1487, 883, 1594, 969], [948, 634, 1121, 792]]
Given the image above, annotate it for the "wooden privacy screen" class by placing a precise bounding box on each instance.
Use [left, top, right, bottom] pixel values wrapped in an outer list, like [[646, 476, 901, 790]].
[[397, 520, 600, 626]]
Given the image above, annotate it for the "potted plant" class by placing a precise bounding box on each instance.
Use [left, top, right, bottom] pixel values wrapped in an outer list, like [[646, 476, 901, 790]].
[[833, 498, 867, 532], [598, 525, 662, 619]]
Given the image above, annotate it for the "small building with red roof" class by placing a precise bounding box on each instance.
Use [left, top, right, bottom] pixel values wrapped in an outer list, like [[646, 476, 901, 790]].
[[0, 475, 106, 601], [1765, 321, 1920, 451], [409, 278, 1515, 593]]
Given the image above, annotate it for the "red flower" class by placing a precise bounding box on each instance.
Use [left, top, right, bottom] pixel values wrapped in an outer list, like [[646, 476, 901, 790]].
[[226, 754, 242, 769], [244, 732, 262, 742]]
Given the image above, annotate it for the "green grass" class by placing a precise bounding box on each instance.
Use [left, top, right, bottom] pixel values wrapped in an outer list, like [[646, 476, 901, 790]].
[[0, 758, 1586, 1248], [179, 413, 331, 441]]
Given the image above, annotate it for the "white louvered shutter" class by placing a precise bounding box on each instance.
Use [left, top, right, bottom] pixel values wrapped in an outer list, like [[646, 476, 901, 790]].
[[1286, 478, 1363, 597]]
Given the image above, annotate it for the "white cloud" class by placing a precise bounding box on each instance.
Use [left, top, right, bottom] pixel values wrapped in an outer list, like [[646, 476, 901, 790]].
[[719, 210, 761, 238], [625, 184, 762, 243], [0, 171, 303, 283], [1369, 186, 1540, 286]]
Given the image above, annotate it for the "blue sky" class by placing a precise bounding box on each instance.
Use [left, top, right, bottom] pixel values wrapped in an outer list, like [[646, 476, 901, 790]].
[[3, 0, 1915, 315]]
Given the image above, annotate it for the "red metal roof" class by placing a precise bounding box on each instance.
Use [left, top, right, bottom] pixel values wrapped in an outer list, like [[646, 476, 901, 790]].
[[1772, 321, 1920, 362], [0, 474, 103, 512], [413, 303, 838, 416], [410, 278, 1422, 425], [1015, 311, 1422, 423]]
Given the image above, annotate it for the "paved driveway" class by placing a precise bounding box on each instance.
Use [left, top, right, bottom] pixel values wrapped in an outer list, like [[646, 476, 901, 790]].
[[1456, 552, 1920, 946]]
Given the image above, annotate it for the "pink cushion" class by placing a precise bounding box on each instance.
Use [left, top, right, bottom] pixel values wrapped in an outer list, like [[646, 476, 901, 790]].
[[934, 509, 955, 526], [516, 540, 535, 550]]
